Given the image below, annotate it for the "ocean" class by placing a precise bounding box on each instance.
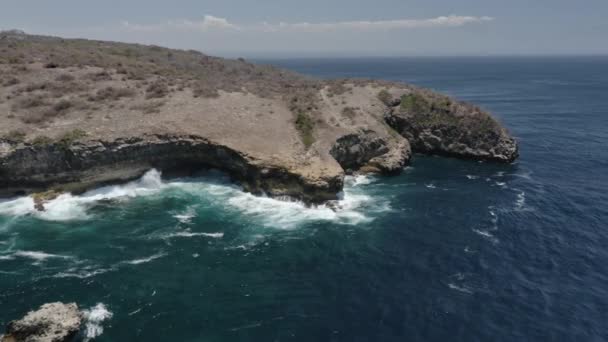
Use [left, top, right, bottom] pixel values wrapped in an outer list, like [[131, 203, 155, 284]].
[[1, 57, 607, 341]]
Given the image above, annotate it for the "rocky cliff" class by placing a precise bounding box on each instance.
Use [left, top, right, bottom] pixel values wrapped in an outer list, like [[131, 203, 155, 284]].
[[0, 31, 518, 204]]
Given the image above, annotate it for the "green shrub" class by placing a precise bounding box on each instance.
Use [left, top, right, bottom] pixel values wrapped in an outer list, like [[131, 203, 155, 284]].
[[295, 112, 315, 148], [89, 87, 135, 102], [3, 129, 26, 142], [377, 89, 392, 106], [57, 129, 86, 147], [31, 135, 53, 146], [400, 93, 431, 114], [145, 81, 169, 99], [341, 106, 357, 119], [52, 99, 72, 112]]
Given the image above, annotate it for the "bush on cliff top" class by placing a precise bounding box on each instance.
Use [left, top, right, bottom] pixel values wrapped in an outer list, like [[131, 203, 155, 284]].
[[295, 112, 315, 148], [57, 129, 87, 147]]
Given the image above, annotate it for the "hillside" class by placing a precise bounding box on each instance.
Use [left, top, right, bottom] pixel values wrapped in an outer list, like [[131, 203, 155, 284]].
[[0, 30, 518, 204]]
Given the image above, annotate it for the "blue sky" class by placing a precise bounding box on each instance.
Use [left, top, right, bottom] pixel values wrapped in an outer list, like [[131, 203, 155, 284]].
[[1, 0, 607, 57]]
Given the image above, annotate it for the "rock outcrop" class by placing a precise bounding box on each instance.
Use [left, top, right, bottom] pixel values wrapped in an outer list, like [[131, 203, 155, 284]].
[[1, 303, 82, 342], [384, 91, 518, 162], [330, 130, 410, 174]]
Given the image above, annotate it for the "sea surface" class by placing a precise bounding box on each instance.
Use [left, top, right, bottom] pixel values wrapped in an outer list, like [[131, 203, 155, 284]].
[[1, 57, 608, 341]]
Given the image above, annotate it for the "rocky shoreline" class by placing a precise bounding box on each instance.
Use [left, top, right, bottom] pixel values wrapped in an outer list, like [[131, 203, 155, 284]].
[[0, 134, 345, 204], [0, 32, 518, 206]]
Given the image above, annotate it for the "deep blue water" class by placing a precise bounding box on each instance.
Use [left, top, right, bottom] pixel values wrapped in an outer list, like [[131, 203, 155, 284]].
[[2, 57, 608, 341]]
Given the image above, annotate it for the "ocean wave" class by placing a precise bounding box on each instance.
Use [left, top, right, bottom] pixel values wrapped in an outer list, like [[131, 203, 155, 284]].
[[53, 267, 113, 279], [515, 190, 527, 210], [447, 283, 474, 294], [0, 250, 73, 265], [123, 252, 167, 265], [0, 169, 165, 222], [472, 229, 499, 244], [0, 169, 388, 229], [172, 173, 386, 229], [346, 174, 374, 187], [82, 303, 113, 341], [173, 206, 197, 224], [164, 231, 224, 239]]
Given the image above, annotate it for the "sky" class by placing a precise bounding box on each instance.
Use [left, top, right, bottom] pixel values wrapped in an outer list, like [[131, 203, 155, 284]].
[[1, 0, 607, 58]]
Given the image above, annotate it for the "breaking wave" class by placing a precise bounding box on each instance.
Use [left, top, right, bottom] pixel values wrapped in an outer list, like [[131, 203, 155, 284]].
[[82, 303, 113, 341], [123, 252, 167, 265], [0, 169, 388, 229]]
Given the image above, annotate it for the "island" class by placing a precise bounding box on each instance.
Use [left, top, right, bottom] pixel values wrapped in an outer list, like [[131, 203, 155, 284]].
[[0, 30, 518, 205]]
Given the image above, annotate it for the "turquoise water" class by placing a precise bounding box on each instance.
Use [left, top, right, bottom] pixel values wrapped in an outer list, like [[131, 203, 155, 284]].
[[2, 57, 608, 341]]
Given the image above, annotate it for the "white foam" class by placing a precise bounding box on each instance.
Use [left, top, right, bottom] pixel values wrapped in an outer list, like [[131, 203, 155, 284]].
[[0, 197, 36, 217], [165, 231, 224, 239], [173, 207, 196, 224], [172, 174, 383, 228], [515, 191, 526, 210], [13, 250, 71, 261], [0, 169, 387, 228], [448, 283, 473, 294], [425, 183, 436, 189], [124, 252, 167, 265], [472, 229, 499, 244], [53, 267, 112, 279], [346, 174, 374, 186], [0, 169, 165, 222], [82, 303, 113, 341], [466, 175, 479, 180]]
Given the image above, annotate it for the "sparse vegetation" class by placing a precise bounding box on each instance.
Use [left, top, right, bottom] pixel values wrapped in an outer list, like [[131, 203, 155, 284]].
[[326, 81, 349, 97], [131, 100, 165, 114], [52, 99, 72, 112], [342, 106, 357, 119], [400, 93, 431, 114], [14, 95, 48, 109], [145, 80, 169, 99], [31, 135, 53, 146], [191, 83, 219, 98], [57, 129, 86, 147], [295, 112, 315, 148], [3, 77, 19, 86], [377, 89, 393, 106], [3, 129, 26, 142], [55, 73, 75, 82], [89, 86, 135, 102], [85, 71, 112, 81]]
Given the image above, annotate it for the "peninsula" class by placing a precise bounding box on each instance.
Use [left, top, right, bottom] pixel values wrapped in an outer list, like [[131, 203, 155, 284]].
[[0, 31, 518, 204]]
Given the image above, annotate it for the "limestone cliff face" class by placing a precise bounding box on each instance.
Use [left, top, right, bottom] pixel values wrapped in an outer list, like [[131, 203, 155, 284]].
[[0, 135, 343, 204]]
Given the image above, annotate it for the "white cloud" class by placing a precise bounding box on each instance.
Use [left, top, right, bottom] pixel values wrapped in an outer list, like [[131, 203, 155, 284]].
[[119, 15, 493, 33], [261, 15, 494, 32], [121, 15, 238, 32]]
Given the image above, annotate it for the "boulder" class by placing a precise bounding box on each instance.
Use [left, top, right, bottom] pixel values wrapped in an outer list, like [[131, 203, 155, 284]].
[[1, 303, 82, 342]]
